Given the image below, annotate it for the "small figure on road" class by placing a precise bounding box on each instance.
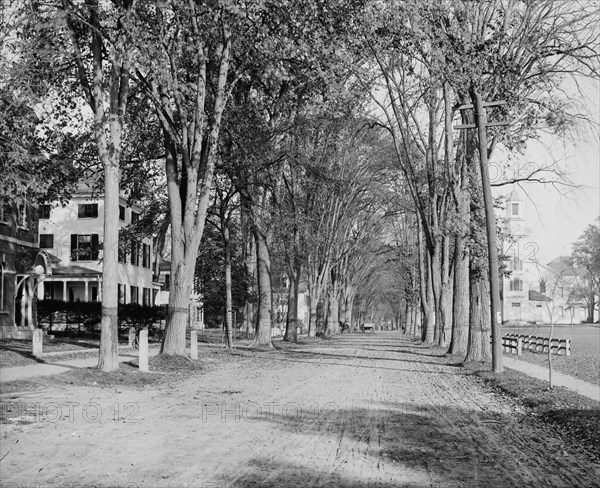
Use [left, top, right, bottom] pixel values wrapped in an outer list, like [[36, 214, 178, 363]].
[[362, 322, 375, 333]]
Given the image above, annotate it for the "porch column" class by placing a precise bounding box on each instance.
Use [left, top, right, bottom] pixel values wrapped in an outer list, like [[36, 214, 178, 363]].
[[84, 281, 89, 302], [26, 277, 34, 329], [19, 278, 26, 327], [37, 280, 45, 300], [97, 279, 102, 301], [63, 281, 67, 302]]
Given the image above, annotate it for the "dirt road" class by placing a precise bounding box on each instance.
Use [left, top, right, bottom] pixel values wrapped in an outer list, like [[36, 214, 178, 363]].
[[1, 332, 598, 487]]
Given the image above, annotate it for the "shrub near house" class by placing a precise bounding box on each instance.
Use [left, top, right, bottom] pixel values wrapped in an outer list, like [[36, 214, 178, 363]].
[[37, 300, 167, 337]]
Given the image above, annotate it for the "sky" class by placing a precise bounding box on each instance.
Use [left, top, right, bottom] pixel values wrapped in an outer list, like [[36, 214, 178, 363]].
[[493, 76, 600, 265]]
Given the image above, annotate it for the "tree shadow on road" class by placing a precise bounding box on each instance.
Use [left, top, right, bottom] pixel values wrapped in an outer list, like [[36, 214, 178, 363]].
[[277, 349, 463, 369], [222, 402, 599, 488]]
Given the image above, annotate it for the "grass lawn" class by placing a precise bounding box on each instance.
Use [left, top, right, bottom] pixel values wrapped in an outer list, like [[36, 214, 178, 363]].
[[471, 364, 600, 461], [503, 324, 600, 385]]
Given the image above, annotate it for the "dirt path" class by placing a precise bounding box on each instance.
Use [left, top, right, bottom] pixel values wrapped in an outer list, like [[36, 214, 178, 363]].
[[1, 332, 598, 487]]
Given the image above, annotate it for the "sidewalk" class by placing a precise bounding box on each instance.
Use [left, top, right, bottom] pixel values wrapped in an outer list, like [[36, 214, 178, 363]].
[[0, 340, 239, 384], [503, 355, 600, 401], [0, 345, 162, 383]]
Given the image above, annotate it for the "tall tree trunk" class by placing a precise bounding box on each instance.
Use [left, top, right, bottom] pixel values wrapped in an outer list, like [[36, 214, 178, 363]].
[[418, 223, 435, 343], [284, 264, 301, 342], [162, 259, 193, 355], [317, 298, 327, 336], [325, 272, 340, 335], [308, 290, 317, 338], [64, 0, 133, 371], [161, 137, 201, 356], [242, 208, 256, 338], [98, 164, 120, 371], [449, 231, 470, 356], [341, 285, 353, 329], [465, 257, 492, 363], [326, 293, 340, 335], [253, 227, 273, 346], [224, 221, 233, 350], [438, 236, 453, 347], [152, 8, 232, 356]]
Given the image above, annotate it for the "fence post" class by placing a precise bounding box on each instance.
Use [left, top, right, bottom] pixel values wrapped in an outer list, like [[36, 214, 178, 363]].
[[190, 330, 198, 360], [32, 329, 43, 357], [139, 329, 149, 372]]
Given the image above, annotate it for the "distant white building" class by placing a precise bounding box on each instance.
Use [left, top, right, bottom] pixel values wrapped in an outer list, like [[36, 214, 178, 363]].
[[501, 190, 588, 324], [37, 190, 157, 305]]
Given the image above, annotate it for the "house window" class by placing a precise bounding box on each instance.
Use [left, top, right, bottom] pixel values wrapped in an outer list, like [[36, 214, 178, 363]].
[[164, 274, 170, 291], [39, 234, 54, 249], [78, 203, 98, 218], [18, 203, 28, 229], [511, 203, 519, 216], [511, 302, 521, 308], [0, 203, 9, 224], [509, 278, 523, 291], [91, 286, 98, 302], [142, 243, 151, 268], [39, 205, 51, 219], [513, 256, 523, 271], [130, 286, 139, 304], [44, 282, 55, 300], [131, 211, 139, 224], [119, 205, 125, 221], [539, 281, 546, 294], [71, 234, 100, 261], [118, 284, 126, 304], [118, 231, 126, 263], [559, 306, 564, 317], [131, 241, 140, 266], [143, 287, 151, 306]]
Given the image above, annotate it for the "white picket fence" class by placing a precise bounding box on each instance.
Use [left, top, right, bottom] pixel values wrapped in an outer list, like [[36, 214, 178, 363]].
[[502, 334, 571, 356]]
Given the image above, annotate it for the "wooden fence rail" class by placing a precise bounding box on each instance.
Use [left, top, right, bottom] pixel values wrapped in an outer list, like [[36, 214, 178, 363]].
[[502, 334, 571, 356]]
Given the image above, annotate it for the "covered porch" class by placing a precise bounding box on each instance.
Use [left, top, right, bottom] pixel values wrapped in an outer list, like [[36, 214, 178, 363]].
[[38, 264, 102, 303]]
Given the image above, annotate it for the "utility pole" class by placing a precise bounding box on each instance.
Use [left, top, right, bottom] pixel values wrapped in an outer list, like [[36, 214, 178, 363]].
[[456, 93, 508, 374]]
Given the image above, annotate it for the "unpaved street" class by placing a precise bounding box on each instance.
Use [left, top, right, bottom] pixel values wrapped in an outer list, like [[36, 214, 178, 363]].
[[1, 332, 599, 487]]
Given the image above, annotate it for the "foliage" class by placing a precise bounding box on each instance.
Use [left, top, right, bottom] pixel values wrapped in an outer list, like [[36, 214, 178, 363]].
[[0, 88, 80, 208], [37, 300, 167, 332], [571, 221, 600, 321], [195, 223, 252, 328]]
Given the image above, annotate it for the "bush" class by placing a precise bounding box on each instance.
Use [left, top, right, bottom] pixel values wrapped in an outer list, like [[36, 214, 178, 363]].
[[37, 300, 167, 335]]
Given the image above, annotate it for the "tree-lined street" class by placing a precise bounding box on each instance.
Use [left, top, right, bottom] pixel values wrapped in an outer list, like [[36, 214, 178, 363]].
[[1, 2, 599, 485]]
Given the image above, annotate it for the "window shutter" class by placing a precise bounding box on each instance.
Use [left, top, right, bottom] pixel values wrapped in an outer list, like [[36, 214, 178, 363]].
[[71, 234, 78, 261], [91, 234, 99, 260]]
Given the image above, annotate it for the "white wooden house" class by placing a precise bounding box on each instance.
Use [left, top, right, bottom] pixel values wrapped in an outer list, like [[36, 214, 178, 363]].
[[37, 190, 157, 305]]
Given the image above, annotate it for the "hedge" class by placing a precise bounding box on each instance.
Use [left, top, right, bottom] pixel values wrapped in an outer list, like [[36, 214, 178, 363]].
[[37, 300, 167, 332]]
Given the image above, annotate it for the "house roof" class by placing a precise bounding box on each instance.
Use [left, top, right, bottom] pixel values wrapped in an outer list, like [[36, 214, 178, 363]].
[[528, 290, 553, 302], [546, 256, 580, 276], [51, 264, 101, 277]]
